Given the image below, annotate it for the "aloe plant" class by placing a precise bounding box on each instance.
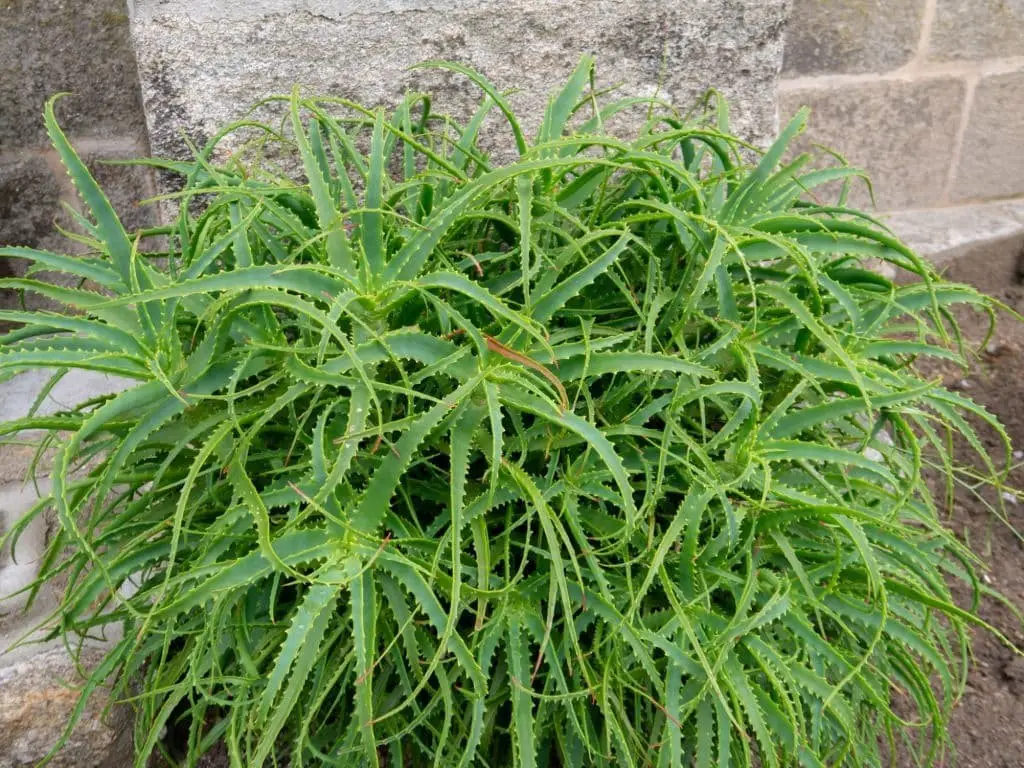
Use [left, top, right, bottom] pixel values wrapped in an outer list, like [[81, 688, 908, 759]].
[[0, 58, 1017, 767]]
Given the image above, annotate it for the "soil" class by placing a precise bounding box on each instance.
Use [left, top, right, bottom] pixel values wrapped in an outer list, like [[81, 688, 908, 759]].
[[910, 257, 1024, 768]]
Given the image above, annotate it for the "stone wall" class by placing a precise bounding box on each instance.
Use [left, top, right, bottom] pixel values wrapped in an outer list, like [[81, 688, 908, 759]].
[[782, 0, 1024, 277], [0, 1, 149, 765], [782, 0, 1023, 211], [128, 0, 790, 159], [0, 0, 154, 259]]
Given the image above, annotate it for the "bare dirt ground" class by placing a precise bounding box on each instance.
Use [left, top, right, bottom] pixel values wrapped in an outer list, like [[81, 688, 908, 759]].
[[912, 252, 1024, 768]]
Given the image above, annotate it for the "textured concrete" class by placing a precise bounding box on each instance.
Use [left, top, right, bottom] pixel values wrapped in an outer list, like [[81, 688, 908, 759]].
[[0, 404, 131, 768], [0, 369, 132, 424], [930, 0, 1024, 61], [0, 480, 48, 616], [0, 0, 147, 149], [780, 77, 966, 210], [888, 200, 1024, 295], [889, 199, 1024, 263], [783, 0, 926, 76], [129, 0, 789, 161], [950, 70, 1024, 202], [1, 468, 130, 767], [0, 645, 132, 768], [85, 152, 158, 234], [0, 156, 60, 249]]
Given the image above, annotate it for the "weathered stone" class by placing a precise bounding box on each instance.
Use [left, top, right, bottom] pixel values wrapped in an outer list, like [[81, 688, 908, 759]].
[[930, 0, 1024, 61], [0, 155, 63, 318], [85, 149, 157, 234], [0, 480, 49, 617], [887, 200, 1024, 293], [950, 70, 1024, 202], [129, 0, 789, 162], [1, 477, 127, 768], [0, 460, 130, 768], [780, 77, 966, 210], [0, 645, 131, 768], [783, 0, 926, 76], [0, 369, 133, 425], [0, 156, 60, 248], [888, 199, 1024, 263], [0, 0, 147, 148], [0, 158, 73, 319]]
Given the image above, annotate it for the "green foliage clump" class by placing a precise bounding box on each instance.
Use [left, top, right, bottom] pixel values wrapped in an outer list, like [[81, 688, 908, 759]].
[[0, 58, 1017, 767]]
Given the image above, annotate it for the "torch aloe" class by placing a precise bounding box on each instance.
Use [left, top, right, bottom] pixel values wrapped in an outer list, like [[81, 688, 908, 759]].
[[0, 57, 1017, 767]]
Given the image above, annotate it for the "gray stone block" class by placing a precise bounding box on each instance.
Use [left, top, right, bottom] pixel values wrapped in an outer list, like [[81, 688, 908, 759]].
[[950, 70, 1024, 202], [930, 0, 1024, 61], [0, 156, 60, 248], [783, 0, 926, 76], [0, 369, 133, 425], [1, 143, 157, 318], [0, 0, 147, 149], [888, 199, 1024, 263], [887, 200, 1024, 294], [85, 152, 157, 235], [129, 0, 788, 162], [780, 77, 966, 209], [0, 645, 131, 768]]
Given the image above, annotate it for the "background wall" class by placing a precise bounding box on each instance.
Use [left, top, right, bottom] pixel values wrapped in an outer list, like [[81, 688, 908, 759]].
[[782, 0, 1024, 210], [0, 0, 154, 258], [127, 0, 789, 159], [0, 2, 148, 765], [782, 0, 1024, 282]]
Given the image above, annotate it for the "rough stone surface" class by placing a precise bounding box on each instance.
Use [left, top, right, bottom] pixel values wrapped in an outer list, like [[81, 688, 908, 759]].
[[0, 156, 60, 249], [0, 475, 59, 669], [950, 70, 1024, 202], [0, 0, 148, 149], [780, 77, 966, 210], [85, 150, 157, 234], [930, 0, 1024, 61], [887, 200, 1024, 294], [129, 0, 789, 161], [0, 369, 133, 424], [0, 446, 44, 488], [1, 144, 156, 317], [888, 199, 1024, 262], [783, 0, 926, 76], [0, 645, 131, 768], [0, 479, 49, 617]]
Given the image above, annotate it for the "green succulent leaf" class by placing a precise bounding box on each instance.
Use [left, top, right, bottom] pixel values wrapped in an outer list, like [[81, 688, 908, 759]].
[[2, 57, 1017, 768]]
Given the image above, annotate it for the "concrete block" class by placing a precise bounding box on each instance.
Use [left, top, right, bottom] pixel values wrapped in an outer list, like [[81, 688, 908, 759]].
[[0, 478, 58, 664], [780, 77, 966, 209], [888, 199, 1024, 263], [0, 476, 131, 768], [888, 199, 1024, 293], [1, 144, 156, 318], [0, 156, 63, 319], [85, 151, 157, 235], [0, 156, 60, 249], [930, 0, 1024, 61], [0, 645, 132, 768], [0, 0, 147, 149], [0, 369, 133, 425], [783, 0, 926, 76], [129, 0, 789, 162], [950, 70, 1024, 203]]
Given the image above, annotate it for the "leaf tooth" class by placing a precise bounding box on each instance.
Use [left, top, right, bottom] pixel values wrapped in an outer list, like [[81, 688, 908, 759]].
[[259, 579, 341, 721]]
